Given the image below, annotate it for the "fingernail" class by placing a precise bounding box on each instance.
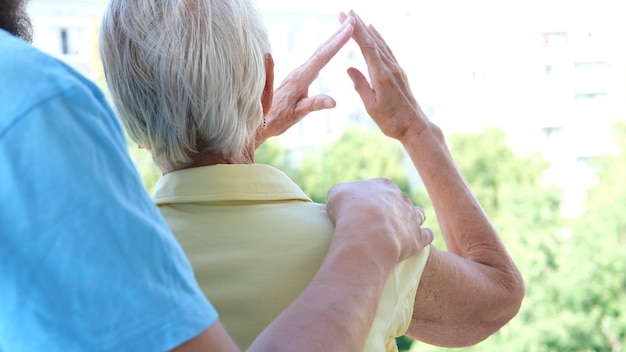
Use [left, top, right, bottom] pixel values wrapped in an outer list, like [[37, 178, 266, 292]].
[[415, 206, 426, 225], [323, 98, 335, 108], [347, 70, 356, 82]]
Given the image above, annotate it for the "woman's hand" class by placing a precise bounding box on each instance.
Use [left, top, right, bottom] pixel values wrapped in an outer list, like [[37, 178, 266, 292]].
[[255, 15, 355, 148], [326, 178, 432, 265], [341, 11, 431, 143]]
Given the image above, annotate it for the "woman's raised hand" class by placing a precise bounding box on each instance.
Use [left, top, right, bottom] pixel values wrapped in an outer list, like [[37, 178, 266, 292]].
[[255, 15, 355, 148]]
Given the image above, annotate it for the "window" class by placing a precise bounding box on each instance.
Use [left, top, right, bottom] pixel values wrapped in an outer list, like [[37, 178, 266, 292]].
[[541, 126, 562, 139], [575, 156, 590, 166], [472, 70, 486, 83], [574, 92, 608, 100], [574, 61, 610, 72], [60, 28, 69, 55], [57, 26, 83, 56]]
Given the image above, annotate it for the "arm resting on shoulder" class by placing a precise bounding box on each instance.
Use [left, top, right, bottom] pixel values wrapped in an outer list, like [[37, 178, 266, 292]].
[[249, 179, 432, 352], [173, 178, 432, 352]]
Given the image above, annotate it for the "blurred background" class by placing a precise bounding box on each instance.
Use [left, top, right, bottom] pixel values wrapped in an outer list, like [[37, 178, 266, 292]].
[[27, 0, 626, 350]]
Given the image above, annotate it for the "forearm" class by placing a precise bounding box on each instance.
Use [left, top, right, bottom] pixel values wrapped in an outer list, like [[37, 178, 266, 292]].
[[402, 122, 524, 344], [248, 227, 393, 352], [401, 121, 523, 306], [401, 122, 510, 262]]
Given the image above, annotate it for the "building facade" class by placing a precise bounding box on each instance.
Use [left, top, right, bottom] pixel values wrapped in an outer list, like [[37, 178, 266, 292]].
[[27, 0, 106, 81]]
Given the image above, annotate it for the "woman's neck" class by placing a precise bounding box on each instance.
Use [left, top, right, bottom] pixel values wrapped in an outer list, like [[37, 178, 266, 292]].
[[162, 146, 255, 175]]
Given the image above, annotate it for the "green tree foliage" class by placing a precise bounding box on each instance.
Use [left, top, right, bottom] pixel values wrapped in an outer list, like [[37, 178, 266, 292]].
[[584, 122, 626, 245], [287, 127, 412, 203], [485, 122, 626, 352], [127, 141, 160, 193], [255, 137, 296, 174], [553, 121, 626, 352]]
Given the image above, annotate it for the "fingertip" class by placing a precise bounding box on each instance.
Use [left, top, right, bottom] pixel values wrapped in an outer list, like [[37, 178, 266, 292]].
[[347, 68, 356, 82], [346, 23, 355, 36], [422, 228, 435, 244], [322, 98, 336, 109], [347, 68, 363, 92], [341, 21, 354, 36], [338, 12, 355, 30], [345, 14, 355, 26], [347, 67, 360, 83], [349, 10, 364, 24]]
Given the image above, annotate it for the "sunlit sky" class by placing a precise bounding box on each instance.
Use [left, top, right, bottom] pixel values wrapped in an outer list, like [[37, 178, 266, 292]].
[[257, 0, 626, 40], [256, 0, 626, 77]]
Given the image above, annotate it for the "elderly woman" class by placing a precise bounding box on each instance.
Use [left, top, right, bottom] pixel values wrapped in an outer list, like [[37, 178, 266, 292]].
[[100, 1, 524, 351]]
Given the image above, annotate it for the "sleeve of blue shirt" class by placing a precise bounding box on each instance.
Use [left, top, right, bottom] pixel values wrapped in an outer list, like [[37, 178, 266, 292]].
[[0, 30, 218, 352]]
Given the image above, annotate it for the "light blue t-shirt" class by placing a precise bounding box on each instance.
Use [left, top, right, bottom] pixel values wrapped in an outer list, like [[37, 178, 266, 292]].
[[0, 30, 218, 351]]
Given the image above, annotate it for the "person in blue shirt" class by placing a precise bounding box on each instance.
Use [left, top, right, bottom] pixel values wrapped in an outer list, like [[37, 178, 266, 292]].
[[0, 1, 433, 351]]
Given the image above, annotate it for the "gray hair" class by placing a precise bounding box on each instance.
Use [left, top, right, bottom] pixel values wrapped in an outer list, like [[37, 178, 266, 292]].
[[100, 0, 271, 170]]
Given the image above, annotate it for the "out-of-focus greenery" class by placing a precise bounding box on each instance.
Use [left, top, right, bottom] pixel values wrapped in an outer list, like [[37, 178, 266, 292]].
[[275, 127, 411, 203], [127, 141, 160, 193]]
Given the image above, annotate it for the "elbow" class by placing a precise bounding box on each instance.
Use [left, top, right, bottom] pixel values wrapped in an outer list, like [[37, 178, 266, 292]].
[[409, 291, 525, 349], [478, 255, 526, 337], [447, 271, 526, 347], [498, 266, 525, 327], [468, 268, 526, 346], [443, 291, 525, 348], [497, 261, 525, 321], [408, 250, 525, 348]]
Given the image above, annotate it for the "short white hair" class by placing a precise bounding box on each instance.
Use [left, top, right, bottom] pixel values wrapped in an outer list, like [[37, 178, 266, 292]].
[[100, 0, 271, 170]]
